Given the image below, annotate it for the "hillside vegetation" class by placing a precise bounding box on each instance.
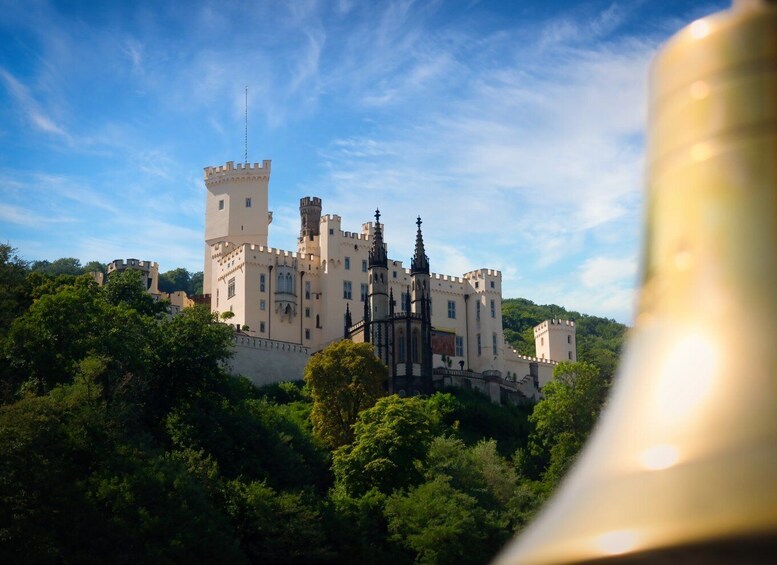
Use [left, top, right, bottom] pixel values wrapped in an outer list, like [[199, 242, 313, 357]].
[[502, 298, 628, 380], [1, 245, 614, 564]]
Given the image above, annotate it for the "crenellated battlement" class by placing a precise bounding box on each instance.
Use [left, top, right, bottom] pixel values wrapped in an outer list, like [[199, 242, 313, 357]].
[[464, 268, 502, 279], [300, 196, 321, 207], [339, 230, 371, 242], [212, 241, 316, 263], [533, 319, 576, 335], [204, 160, 272, 181], [431, 272, 466, 284], [108, 258, 158, 272]]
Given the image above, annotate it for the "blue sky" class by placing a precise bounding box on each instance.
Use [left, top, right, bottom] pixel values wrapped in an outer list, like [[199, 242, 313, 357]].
[[0, 0, 726, 323]]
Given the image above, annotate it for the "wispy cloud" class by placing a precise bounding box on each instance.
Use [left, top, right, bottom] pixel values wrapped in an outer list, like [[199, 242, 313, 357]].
[[0, 68, 71, 140]]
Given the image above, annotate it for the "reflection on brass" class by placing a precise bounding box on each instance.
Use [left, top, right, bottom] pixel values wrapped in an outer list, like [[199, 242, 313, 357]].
[[496, 1, 777, 563]]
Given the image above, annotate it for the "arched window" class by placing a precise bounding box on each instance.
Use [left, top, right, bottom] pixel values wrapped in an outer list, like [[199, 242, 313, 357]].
[[277, 272, 284, 291], [398, 329, 405, 362], [285, 273, 292, 293], [412, 329, 419, 363]]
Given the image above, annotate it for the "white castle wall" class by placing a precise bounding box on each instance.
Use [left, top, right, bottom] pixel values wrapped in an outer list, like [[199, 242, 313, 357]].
[[228, 335, 311, 388]]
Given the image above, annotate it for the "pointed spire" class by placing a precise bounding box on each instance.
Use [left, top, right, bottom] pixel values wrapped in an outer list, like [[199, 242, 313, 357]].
[[369, 208, 388, 269], [411, 216, 430, 275], [344, 303, 352, 338]]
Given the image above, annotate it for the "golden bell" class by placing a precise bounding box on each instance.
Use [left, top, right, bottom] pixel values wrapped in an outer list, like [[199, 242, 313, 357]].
[[496, 0, 777, 562]]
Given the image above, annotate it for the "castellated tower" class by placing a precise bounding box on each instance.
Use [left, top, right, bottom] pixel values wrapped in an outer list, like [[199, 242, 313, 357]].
[[203, 160, 272, 295], [298, 196, 322, 255], [534, 319, 577, 362]]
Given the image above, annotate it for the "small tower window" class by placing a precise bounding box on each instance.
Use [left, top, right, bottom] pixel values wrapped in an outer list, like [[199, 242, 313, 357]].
[[447, 300, 456, 319], [245, 197, 252, 207], [493, 333, 498, 354], [260, 322, 265, 333], [219, 199, 225, 210], [227, 277, 236, 299], [343, 280, 352, 300], [477, 334, 482, 356], [362, 260, 367, 272], [345, 257, 351, 270], [305, 329, 311, 340], [476, 301, 481, 320], [260, 274, 266, 292], [490, 299, 496, 318], [568, 351, 572, 359], [568, 334, 572, 344], [305, 281, 311, 299]]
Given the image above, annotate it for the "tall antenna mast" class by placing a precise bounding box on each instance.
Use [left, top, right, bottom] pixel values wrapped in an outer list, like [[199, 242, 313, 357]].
[[244, 85, 248, 165]]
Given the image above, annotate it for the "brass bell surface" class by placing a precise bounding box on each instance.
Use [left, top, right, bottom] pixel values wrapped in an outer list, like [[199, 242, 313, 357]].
[[496, 0, 777, 563]]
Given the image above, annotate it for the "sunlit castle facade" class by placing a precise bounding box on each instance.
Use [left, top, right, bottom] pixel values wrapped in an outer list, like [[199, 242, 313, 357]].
[[204, 159, 575, 402]]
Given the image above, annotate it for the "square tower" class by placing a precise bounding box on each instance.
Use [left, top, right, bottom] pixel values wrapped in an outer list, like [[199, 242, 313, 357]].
[[534, 319, 577, 362], [203, 160, 272, 295]]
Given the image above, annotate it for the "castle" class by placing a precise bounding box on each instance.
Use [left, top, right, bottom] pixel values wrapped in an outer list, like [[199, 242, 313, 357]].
[[204, 159, 576, 402]]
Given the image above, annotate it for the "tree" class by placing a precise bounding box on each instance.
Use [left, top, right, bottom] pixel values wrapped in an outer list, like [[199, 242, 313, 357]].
[[159, 267, 191, 294], [304, 340, 386, 448], [104, 268, 165, 316], [384, 476, 489, 565], [0, 244, 29, 340], [529, 361, 608, 486], [332, 396, 434, 496], [30, 257, 83, 276]]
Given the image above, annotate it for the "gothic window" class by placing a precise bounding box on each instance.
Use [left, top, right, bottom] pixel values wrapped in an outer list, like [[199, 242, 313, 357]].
[[227, 277, 236, 299], [455, 336, 464, 357], [490, 299, 496, 318], [285, 273, 292, 293], [277, 272, 284, 291], [362, 260, 367, 272], [398, 330, 406, 362], [343, 281, 352, 300], [260, 274, 265, 292], [447, 300, 456, 319], [345, 257, 351, 270], [305, 281, 311, 299], [360, 283, 368, 302], [412, 329, 419, 363]]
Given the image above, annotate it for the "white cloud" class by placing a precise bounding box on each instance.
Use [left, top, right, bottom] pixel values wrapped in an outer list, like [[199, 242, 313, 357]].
[[579, 255, 637, 289]]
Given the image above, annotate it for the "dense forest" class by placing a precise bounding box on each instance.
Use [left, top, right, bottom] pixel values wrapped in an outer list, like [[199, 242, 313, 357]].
[[1, 246, 616, 564]]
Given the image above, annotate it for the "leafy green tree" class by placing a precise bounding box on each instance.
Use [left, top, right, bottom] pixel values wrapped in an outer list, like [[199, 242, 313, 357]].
[[224, 479, 330, 563], [529, 361, 608, 486], [0, 244, 29, 340], [305, 340, 386, 448], [385, 476, 490, 565], [30, 257, 83, 276], [159, 267, 191, 294], [148, 305, 234, 414], [333, 396, 434, 497], [7, 279, 105, 394], [189, 271, 204, 295], [82, 260, 107, 276], [104, 268, 165, 316]]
